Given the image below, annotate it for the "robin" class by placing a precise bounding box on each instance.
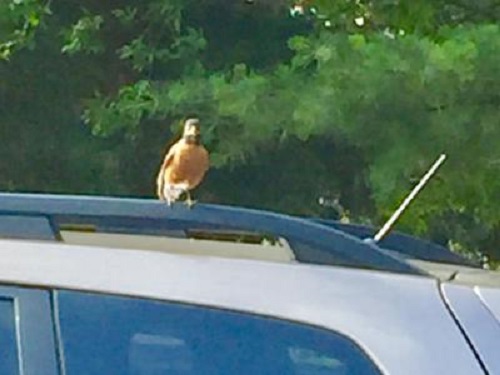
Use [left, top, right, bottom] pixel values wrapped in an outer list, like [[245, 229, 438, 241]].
[[156, 118, 209, 207]]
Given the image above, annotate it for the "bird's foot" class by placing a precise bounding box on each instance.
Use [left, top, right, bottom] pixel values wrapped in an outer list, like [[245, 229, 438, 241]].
[[185, 198, 197, 208]]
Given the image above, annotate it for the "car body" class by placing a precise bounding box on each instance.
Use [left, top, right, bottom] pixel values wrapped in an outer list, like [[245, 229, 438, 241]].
[[0, 193, 499, 375]]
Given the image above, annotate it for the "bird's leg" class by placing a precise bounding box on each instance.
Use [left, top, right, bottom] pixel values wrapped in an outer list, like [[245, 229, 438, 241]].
[[162, 186, 173, 208], [184, 190, 197, 208], [166, 197, 173, 207]]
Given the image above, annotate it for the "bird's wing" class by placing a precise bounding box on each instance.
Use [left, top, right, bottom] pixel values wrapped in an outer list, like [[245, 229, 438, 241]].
[[156, 143, 179, 199], [201, 146, 210, 173]]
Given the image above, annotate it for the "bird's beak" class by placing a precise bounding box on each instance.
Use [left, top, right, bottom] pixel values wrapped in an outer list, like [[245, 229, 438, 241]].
[[184, 124, 200, 137]]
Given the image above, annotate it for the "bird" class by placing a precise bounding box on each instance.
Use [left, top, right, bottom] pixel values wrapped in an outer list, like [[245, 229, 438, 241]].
[[156, 118, 209, 207]]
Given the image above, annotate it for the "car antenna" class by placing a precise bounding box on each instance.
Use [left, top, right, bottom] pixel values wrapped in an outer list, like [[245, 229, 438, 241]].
[[364, 153, 447, 245]]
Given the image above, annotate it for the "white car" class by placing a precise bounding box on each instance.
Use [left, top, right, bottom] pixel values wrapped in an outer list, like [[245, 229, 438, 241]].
[[0, 193, 499, 375]]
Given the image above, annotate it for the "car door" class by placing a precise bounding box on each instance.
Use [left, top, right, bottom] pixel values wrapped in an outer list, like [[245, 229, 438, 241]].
[[0, 285, 59, 375]]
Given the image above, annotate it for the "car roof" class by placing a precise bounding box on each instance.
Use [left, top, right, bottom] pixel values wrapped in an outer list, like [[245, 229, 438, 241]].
[[0, 238, 484, 375], [0, 192, 498, 287]]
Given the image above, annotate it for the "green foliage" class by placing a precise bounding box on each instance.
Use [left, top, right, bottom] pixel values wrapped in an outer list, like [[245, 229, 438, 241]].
[[61, 10, 104, 55], [306, 0, 500, 33], [0, 0, 51, 59], [83, 81, 159, 136], [281, 25, 500, 235]]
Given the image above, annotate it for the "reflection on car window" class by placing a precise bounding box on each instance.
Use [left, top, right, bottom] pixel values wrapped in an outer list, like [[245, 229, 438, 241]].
[[57, 290, 381, 375], [0, 298, 20, 375], [290, 347, 348, 374]]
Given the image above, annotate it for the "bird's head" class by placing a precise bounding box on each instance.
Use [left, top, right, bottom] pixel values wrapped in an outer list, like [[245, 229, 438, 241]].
[[182, 118, 201, 144]]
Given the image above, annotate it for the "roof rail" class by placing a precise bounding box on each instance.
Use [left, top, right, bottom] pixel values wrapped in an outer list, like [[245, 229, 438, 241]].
[[0, 192, 425, 275], [311, 219, 479, 268]]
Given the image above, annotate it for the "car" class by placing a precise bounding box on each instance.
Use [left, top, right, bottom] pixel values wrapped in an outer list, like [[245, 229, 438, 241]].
[[0, 192, 499, 375]]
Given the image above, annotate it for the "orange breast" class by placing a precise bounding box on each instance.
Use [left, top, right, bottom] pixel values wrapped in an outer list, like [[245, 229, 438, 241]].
[[164, 143, 209, 189]]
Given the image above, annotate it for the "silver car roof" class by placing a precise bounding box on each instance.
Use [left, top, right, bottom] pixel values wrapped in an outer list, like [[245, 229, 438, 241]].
[[0, 239, 484, 375]]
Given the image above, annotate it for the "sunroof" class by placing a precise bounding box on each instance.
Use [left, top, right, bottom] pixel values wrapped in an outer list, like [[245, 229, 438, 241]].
[[59, 229, 296, 263]]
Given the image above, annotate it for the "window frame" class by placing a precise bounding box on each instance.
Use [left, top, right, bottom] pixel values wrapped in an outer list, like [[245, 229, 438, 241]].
[[0, 285, 59, 375]]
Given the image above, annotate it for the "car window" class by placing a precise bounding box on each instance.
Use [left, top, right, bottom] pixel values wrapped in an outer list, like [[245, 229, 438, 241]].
[[56, 290, 381, 375], [0, 298, 20, 375]]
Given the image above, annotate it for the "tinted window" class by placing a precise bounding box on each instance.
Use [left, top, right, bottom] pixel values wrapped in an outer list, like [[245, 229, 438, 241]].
[[57, 291, 381, 375], [0, 298, 20, 375]]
